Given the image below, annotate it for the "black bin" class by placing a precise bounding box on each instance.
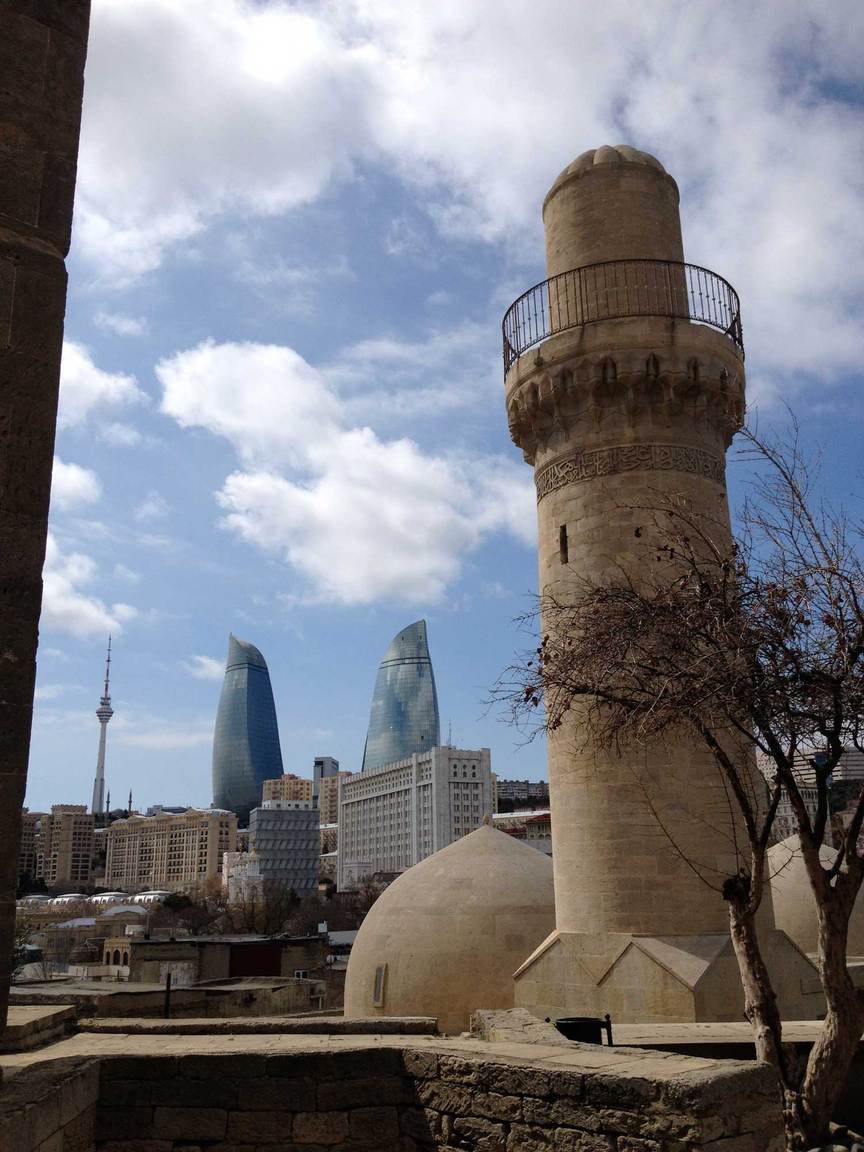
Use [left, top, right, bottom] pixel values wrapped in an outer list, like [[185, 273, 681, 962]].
[[553, 1014, 613, 1045]]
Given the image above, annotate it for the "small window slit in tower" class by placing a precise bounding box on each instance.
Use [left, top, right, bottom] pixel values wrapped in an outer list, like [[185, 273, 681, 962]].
[[559, 524, 569, 565]]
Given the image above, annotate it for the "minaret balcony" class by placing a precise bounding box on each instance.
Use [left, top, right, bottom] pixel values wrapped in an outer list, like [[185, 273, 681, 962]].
[[502, 258, 743, 376]]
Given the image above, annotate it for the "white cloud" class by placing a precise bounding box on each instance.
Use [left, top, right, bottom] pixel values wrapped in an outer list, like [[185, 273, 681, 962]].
[[76, 0, 864, 391], [76, 0, 380, 285], [327, 323, 498, 423], [113, 563, 140, 584], [99, 422, 143, 447], [58, 341, 145, 428], [41, 533, 138, 638], [51, 458, 102, 511], [94, 310, 149, 337], [184, 655, 225, 681], [159, 340, 340, 467], [134, 490, 170, 521], [157, 339, 534, 605]]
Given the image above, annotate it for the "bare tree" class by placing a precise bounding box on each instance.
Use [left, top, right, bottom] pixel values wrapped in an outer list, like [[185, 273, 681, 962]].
[[496, 426, 864, 1149], [224, 881, 301, 936]]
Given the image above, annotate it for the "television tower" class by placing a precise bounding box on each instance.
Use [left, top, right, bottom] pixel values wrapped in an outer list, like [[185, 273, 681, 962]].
[[90, 638, 114, 815]]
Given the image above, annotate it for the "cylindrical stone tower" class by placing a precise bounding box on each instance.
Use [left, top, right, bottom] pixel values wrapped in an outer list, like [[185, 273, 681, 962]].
[[504, 147, 814, 1023]]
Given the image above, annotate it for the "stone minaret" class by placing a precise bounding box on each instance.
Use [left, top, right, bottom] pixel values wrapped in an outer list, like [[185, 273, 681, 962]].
[[504, 146, 815, 1022], [91, 638, 114, 816]]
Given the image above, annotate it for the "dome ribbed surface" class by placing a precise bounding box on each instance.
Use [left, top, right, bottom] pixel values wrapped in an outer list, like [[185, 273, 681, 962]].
[[547, 144, 666, 200]]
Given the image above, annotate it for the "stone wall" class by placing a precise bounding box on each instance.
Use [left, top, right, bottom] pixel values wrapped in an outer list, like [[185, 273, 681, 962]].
[[0, 1057, 98, 1152], [90, 1045, 782, 1152], [0, 0, 91, 1036]]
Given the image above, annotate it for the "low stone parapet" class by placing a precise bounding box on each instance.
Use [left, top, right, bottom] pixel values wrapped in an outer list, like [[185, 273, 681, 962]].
[[0, 1057, 98, 1152], [0, 1035, 784, 1151]]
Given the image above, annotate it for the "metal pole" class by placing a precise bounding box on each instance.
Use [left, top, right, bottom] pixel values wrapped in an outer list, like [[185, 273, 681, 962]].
[[163, 971, 172, 1019]]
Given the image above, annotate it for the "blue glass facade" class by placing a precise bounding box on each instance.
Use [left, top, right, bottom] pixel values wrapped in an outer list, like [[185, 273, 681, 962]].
[[212, 634, 284, 824], [361, 620, 441, 773]]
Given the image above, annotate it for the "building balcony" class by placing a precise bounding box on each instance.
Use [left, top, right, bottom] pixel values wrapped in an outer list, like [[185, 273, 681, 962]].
[[502, 258, 743, 375]]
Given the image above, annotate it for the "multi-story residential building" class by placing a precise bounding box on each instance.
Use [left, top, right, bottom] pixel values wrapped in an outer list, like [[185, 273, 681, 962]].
[[313, 756, 340, 806], [263, 775, 314, 804], [361, 621, 440, 773], [18, 809, 45, 883], [495, 778, 549, 807], [34, 805, 95, 888], [212, 634, 284, 824], [319, 771, 353, 825], [758, 747, 863, 845], [104, 808, 237, 891], [493, 809, 553, 855], [246, 800, 319, 895], [338, 746, 493, 890], [773, 786, 821, 844]]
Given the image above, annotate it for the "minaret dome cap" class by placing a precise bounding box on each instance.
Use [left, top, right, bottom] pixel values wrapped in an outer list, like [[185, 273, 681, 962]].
[[544, 144, 673, 214]]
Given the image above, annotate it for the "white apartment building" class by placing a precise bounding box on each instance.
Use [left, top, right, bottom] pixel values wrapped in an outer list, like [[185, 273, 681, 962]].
[[337, 746, 493, 890], [104, 808, 237, 891]]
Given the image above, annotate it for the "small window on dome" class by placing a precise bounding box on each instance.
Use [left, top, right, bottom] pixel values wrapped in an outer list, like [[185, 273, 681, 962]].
[[372, 962, 387, 1007]]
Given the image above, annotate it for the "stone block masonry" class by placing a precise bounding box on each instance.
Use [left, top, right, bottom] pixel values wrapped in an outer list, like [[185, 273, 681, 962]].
[[0, 1057, 98, 1152], [0, 0, 91, 1036], [0, 1039, 783, 1152]]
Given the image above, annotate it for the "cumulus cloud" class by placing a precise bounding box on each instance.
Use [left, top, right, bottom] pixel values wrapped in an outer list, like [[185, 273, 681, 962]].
[[77, 0, 864, 392], [51, 458, 102, 512], [58, 341, 145, 429], [41, 533, 137, 638], [160, 340, 341, 466], [157, 339, 533, 604], [183, 655, 226, 681], [76, 0, 379, 285]]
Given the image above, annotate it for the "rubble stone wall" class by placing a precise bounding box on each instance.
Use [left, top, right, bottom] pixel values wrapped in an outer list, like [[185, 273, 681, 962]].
[[91, 1046, 782, 1152]]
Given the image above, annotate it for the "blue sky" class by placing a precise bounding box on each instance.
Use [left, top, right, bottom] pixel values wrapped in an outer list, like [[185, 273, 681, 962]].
[[28, 0, 864, 813]]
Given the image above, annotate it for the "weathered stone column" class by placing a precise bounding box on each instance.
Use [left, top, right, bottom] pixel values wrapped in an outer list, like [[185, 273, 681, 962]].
[[506, 146, 819, 1023], [0, 1, 91, 1035]]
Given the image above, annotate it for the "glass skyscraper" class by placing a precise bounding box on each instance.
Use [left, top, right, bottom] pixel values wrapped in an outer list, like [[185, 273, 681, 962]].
[[361, 620, 441, 773], [212, 634, 284, 824]]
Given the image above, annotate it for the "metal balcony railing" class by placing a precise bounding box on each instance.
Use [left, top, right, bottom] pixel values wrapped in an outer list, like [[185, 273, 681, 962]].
[[502, 259, 743, 374]]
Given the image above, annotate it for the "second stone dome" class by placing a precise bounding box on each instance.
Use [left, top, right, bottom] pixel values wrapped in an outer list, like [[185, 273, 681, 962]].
[[343, 824, 555, 1034]]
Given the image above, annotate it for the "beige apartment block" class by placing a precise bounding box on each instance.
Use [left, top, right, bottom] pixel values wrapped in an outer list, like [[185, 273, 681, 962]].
[[319, 770, 353, 825], [18, 810, 44, 882], [262, 774, 314, 804], [504, 145, 817, 1022], [338, 747, 494, 890], [34, 805, 95, 889], [105, 808, 237, 891]]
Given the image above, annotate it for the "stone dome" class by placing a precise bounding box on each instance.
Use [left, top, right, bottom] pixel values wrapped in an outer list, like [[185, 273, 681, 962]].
[[343, 824, 555, 1034], [768, 835, 864, 956]]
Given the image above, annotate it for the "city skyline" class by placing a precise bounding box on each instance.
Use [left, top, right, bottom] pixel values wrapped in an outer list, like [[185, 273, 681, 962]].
[[26, 1, 864, 815]]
